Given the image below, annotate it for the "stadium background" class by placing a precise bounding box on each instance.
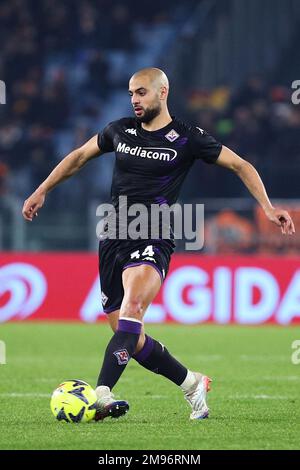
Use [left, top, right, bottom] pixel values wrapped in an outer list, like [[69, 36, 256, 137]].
[[1, 0, 300, 452], [1, 0, 300, 324]]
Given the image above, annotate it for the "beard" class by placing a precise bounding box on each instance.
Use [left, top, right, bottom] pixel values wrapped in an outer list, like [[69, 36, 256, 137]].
[[135, 103, 161, 123]]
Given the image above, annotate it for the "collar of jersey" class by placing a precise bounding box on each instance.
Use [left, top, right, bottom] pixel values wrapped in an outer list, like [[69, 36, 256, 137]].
[[136, 116, 175, 135]]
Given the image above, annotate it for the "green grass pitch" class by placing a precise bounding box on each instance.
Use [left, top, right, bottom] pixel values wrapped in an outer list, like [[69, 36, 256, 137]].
[[0, 323, 299, 450]]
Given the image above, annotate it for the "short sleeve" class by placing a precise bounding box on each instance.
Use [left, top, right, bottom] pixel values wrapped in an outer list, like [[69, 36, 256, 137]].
[[97, 121, 115, 153], [189, 126, 222, 164]]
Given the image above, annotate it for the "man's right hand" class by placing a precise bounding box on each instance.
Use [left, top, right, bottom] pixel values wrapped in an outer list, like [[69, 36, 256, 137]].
[[22, 189, 46, 221]]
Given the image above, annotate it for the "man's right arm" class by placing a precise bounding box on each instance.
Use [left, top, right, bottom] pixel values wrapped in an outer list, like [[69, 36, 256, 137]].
[[22, 134, 101, 221]]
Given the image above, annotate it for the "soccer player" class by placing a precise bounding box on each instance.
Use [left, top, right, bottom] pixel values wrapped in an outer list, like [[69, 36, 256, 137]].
[[22, 68, 295, 421]]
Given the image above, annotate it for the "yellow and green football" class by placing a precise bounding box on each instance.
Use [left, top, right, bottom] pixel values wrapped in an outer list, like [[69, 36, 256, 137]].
[[50, 379, 97, 423]]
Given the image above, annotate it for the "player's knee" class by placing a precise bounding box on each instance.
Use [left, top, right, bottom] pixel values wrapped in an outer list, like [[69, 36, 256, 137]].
[[120, 297, 144, 320]]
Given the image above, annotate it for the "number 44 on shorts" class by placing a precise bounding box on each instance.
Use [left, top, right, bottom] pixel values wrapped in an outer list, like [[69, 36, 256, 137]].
[[130, 245, 155, 260]]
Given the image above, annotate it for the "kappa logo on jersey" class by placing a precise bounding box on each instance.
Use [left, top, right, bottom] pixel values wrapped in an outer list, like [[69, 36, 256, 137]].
[[117, 142, 177, 161], [125, 128, 137, 136], [101, 291, 108, 306], [114, 349, 130, 365], [165, 129, 180, 142]]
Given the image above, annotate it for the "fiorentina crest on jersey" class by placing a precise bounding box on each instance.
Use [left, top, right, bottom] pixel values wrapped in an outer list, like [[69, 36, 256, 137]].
[[165, 129, 180, 142], [114, 349, 130, 365]]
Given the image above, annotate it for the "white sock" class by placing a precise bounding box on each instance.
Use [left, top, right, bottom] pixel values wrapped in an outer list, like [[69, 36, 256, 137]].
[[180, 370, 197, 392]]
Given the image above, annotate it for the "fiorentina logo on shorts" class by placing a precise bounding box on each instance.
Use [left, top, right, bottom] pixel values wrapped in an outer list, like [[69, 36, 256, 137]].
[[101, 291, 108, 306], [114, 349, 130, 365]]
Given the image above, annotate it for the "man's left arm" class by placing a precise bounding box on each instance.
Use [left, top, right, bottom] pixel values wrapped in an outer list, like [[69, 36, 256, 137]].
[[216, 146, 295, 235]]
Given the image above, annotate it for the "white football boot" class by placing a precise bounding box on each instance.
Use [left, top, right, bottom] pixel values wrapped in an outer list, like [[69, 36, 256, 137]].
[[184, 372, 212, 420], [94, 385, 129, 421]]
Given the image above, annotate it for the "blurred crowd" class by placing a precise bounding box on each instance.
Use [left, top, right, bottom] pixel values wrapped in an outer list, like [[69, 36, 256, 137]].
[[0, 0, 179, 204], [1, 0, 300, 210], [184, 77, 300, 199]]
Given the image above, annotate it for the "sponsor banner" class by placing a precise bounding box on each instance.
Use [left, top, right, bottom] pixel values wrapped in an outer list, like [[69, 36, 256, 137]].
[[0, 253, 300, 324]]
